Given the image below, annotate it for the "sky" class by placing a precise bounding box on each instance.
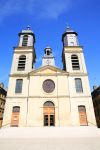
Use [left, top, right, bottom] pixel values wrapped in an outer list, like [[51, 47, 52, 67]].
[[0, 0, 100, 91]]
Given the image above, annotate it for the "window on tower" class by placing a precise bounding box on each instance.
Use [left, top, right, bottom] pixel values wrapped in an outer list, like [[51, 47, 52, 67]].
[[71, 55, 80, 70], [22, 35, 28, 46], [17, 55, 26, 71], [47, 50, 50, 55], [15, 79, 23, 93], [75, 78, 83, 93]]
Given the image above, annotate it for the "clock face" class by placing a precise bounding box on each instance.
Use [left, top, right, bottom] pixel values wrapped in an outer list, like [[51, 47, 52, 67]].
[[43, 79, 55, 93], [46, 59, 51, 65]]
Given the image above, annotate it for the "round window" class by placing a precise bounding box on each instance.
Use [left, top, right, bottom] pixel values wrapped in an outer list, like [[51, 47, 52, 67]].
[[43, 79, 55, 93]]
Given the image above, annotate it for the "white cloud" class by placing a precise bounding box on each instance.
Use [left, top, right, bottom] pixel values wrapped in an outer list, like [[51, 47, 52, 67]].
[[0, 0, 78, 22]]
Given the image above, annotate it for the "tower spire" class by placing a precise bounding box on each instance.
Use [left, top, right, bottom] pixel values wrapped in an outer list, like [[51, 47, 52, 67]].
[[66, 22, 70, 29], [27, 25, 31, 30]]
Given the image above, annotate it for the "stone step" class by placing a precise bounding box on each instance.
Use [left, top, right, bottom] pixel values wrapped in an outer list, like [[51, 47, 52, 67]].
[[0, 127, 100, 138]]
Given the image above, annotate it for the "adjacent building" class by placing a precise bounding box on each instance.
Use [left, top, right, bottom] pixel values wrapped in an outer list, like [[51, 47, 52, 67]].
[[3, 26, 96, 127], [0, 83, 7, 127], [92, 86, 100, 128]]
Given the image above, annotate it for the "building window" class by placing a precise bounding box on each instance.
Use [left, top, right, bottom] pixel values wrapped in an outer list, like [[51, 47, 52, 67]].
[[18, 55, 26, 71], [71, 55, 80, 70], [15, 79, 23, 93], [22, 35, 28, 46], [12, 106, 20, 112], [75, 78, 83, 93], [70, 41, 74, 46], [78, 105, 88, 126], [44, 101, 54, 107]]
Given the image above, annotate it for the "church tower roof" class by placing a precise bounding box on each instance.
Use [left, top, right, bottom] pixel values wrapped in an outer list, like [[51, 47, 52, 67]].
[[18, 26, 35, 42], [62, 26, 78, 41]]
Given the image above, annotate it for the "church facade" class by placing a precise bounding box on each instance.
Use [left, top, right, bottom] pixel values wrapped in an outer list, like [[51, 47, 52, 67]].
[[3, 26, 96, 127]]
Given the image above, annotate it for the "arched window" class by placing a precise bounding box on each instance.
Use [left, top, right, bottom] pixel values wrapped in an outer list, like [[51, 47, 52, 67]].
[[11, 106, 20, 127], [17, 55, 26, 71], [15, 79, 23, 93], [43, 101, 55, 126], [78, 105, 88, 126], [12, 106, 20, 112], [44, 101, 54, 107], [75, 78, 83, 93], [71, 55, 80, 70], [22, 35, 28, 46]]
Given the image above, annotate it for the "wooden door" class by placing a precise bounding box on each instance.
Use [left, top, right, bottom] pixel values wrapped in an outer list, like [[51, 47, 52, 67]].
[[11, 106, 20, 127], [78, 106, 88, 126], [43, 101, 55, 126]]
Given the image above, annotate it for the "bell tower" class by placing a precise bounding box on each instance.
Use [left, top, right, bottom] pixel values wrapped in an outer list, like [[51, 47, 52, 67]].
[[42, 47, 55, 66], [62, 26, 87, 73], [11, 26, 36, 74]]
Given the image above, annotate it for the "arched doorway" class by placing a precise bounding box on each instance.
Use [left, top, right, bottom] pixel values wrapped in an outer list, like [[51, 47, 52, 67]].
[[78, 105, 88, 126], [43, 101, 55, 126]]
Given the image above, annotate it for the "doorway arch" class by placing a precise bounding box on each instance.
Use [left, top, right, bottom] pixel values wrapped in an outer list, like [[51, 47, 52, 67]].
[[43, 101, 55, 126]]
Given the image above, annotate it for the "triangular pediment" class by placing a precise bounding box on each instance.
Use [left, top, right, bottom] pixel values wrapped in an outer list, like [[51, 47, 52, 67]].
[[29, 65, 67, 75]]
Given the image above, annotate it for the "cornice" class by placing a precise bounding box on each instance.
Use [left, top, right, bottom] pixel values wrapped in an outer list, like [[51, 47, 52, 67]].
[[64, 50, 83, 53], [14, 46, 34, 50], [6, 95, 91, 99], [10, 74, 28, 77], [6, 95, 70, 99], [30, 73, 69, 76], [70, 95, 92, 98], [68, 72, 88, 77], [14, 51, 33, 54], [63, 46, 83, 53], [64, 46, 83, 48], [9, 72, 87, 77]]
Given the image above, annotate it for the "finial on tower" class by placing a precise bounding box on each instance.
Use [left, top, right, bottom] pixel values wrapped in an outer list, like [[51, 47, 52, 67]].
[[27, 25, 31, 30], [66, 22, 70, 29]]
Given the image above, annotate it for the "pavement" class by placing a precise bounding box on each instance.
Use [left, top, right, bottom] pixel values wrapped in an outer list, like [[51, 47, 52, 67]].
[[0, 127, 100, 150]]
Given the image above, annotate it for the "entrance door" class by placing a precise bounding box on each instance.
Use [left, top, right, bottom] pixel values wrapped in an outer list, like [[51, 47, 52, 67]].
[[11, 106, 20, 127], [78, 106, 88, 126], [44, 114, 55, 126], [43, 101, 55, 126]]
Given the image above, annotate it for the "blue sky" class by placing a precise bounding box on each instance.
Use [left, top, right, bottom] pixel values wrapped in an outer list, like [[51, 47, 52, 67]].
[[0, 0, 100, 91]]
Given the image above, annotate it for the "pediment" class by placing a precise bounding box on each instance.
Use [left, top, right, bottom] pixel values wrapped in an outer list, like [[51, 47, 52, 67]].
[[29, 65, 67, 76]]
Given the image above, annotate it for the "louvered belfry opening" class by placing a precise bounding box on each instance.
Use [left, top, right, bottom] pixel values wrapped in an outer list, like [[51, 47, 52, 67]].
[[17, 55, 26, 71], [71, 55, 80, 70], [22, 35, 28, 46]]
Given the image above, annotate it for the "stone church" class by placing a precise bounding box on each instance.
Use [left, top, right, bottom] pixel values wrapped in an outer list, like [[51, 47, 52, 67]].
[[3, 26, 96, 127]]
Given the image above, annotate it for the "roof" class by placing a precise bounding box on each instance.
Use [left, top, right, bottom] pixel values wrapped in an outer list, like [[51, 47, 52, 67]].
[[91, 86, 100, 98], [0, 87, 7, 96], [18, 26, 35, 42], [62, 26, 78, 41]]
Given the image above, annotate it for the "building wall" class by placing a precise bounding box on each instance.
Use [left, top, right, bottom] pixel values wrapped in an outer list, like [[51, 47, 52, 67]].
[[92, 87, 100, 128], [0, 86, 7, 127], [3, 73, 96, 127], [11, 51, 33, 74], [2, 28, 96, 128]]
